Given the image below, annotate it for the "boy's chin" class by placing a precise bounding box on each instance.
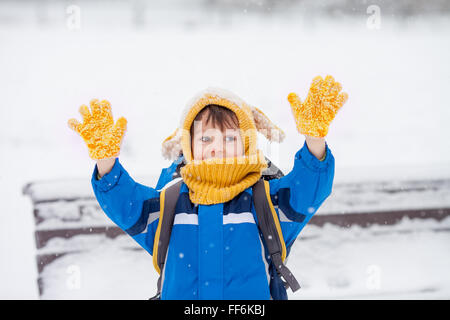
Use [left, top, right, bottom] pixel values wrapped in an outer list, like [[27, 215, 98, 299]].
[[198, 156, 226, 162], [192, 155, 239, 163], [201, 154, 242, 161]]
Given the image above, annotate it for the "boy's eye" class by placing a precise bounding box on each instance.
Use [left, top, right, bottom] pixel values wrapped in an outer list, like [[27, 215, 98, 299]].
[[200, 136, 211, 143], [225, 136, 236, 142]]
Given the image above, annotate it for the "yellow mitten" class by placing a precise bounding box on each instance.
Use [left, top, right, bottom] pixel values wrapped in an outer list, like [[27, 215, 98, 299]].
[[67, 99, 127, 160], [288, 75, 348, 138]]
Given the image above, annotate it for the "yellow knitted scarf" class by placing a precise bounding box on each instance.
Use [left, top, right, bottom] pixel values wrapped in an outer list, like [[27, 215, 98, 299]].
[[180, 150, 268, 205]]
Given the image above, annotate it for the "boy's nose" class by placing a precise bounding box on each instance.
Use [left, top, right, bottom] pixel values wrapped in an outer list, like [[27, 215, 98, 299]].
[[210, 150, 223, 157], [206, 142, 224, 159]]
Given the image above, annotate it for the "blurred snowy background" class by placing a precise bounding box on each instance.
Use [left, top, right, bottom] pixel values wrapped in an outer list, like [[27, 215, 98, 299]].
[[1, 0, 449, 299]]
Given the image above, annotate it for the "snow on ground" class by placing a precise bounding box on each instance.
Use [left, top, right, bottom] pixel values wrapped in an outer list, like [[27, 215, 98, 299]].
[[290, 217, 450, 299], [38, 216, 450, 299], [0, 1, 449, 299]]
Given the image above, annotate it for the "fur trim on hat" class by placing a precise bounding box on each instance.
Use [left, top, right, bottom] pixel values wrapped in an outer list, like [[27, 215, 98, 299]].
[[251, 106, 286, 143], [161, 128, 182, 161]]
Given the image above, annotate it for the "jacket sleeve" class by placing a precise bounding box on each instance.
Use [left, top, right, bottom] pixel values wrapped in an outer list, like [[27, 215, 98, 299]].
[[268, 140, 335, 247], [91, 158, 161, 255]]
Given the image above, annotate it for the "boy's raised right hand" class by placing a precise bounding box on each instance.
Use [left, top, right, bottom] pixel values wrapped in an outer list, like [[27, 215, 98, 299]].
[[68, 99, 127, 160]]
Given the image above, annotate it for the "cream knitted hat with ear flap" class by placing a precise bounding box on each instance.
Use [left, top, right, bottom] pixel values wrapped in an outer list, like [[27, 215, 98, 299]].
[[161, 87, 285, 162]]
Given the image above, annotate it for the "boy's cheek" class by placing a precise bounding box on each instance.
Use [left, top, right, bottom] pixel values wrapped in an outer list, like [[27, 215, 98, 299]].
[[226, 145, 239, 158], [193, 142, 208, 160], [192, 143, 201, 160], [233, 140, 244, 157]]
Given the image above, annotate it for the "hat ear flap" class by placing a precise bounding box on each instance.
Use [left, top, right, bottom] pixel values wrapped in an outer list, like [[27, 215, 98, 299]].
[[162, 128, 183, 160], [251, 107, 286, 143]]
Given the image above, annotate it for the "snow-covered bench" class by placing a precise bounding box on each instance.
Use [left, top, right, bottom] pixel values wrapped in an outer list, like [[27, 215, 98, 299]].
[[22, 177, 450, 297], [22, 175, 157, 296]]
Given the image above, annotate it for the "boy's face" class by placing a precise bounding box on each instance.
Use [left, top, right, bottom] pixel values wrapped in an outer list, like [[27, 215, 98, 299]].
[[191, 113, 244, 161]]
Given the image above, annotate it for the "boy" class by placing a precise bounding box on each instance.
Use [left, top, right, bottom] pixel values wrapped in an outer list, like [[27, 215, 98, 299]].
[[68, 75, 347, 299]]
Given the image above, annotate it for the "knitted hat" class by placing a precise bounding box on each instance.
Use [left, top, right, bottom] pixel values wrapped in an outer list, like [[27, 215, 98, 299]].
[[161, 87, 285, 163]]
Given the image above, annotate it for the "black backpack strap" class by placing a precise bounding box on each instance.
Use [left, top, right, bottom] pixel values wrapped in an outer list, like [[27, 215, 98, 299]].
[[252, 179, 301, 293], [149, 179, 183, 300]]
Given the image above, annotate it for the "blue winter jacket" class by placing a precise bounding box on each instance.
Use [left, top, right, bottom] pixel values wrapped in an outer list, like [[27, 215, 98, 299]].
[[91, 140, 335, 300]]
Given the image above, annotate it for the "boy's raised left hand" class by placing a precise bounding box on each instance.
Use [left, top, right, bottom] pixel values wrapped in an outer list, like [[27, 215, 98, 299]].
[[287, 75, 348, 138]]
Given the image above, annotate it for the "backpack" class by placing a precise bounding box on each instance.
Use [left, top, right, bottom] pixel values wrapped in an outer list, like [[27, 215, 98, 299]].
[[149, 157, 301, 300]]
